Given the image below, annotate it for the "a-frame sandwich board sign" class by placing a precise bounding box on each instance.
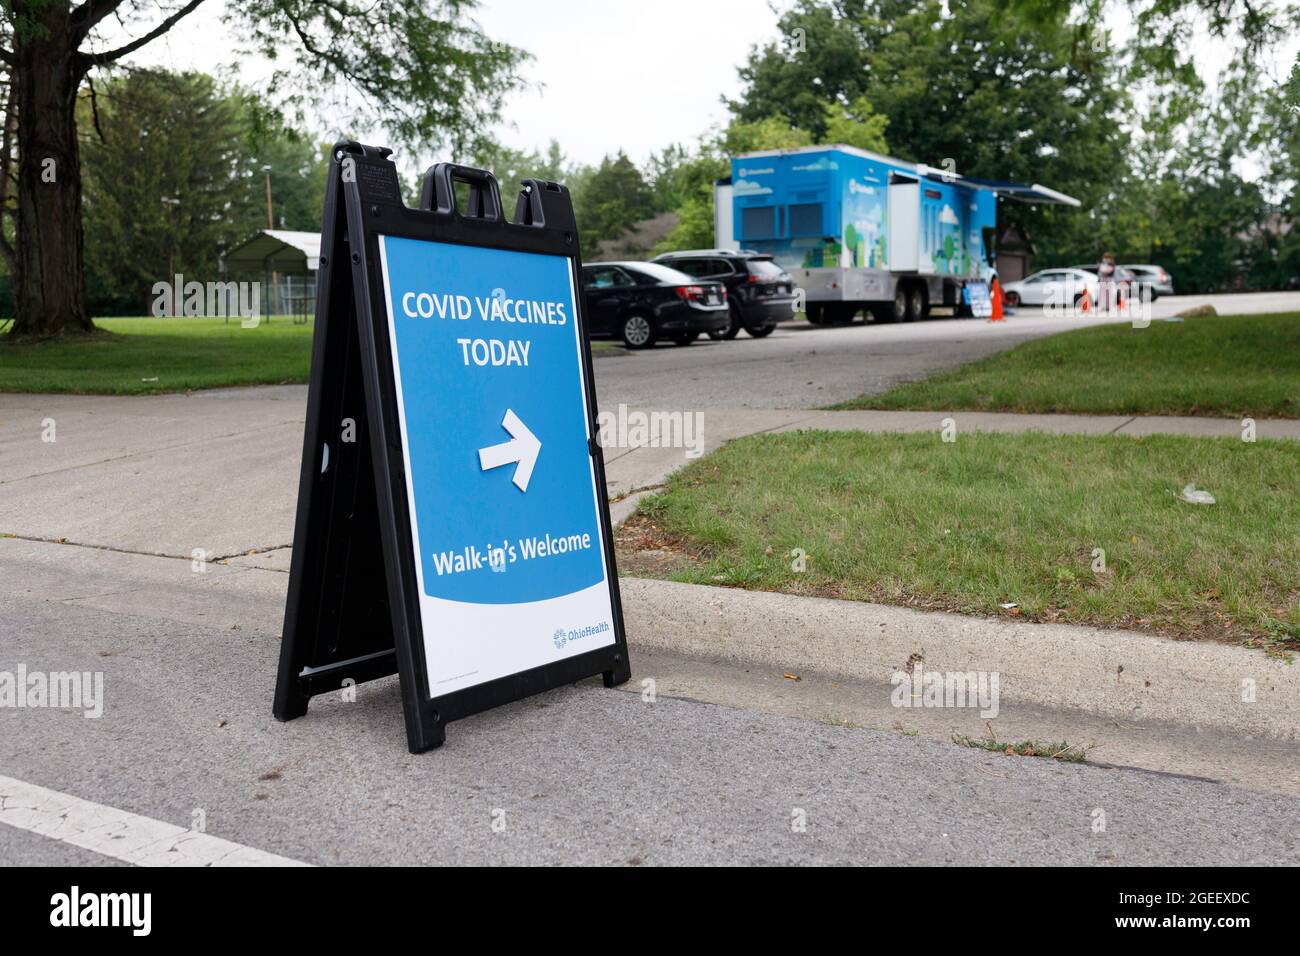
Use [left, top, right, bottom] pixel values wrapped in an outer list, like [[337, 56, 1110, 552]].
[[273, 141, 631, 752]]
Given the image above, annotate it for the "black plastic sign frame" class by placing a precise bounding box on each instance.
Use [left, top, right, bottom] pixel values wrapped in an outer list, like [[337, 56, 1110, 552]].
[[273, 141, 631, 752]]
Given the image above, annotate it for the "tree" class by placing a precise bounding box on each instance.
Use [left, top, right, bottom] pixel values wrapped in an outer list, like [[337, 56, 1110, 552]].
[[570, 151, 655, 258], [730, 0, 1131, 265], [1007, 0, 1300, 74], [721, 116, 815, 155], [77, 69, 324, 314], [1269, 56, 1300, 284], [646, 143, 700, 214], [1000, 0, 1298, 283], [0, 0, 529, 338], [80, 70, 242, 313], [820, 95, 889, 153], [235, 94, 331, 233], [470, 138, 569, 204]]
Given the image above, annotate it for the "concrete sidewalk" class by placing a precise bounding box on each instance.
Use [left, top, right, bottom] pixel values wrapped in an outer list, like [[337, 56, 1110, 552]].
[[4, 388, 1295, 556]]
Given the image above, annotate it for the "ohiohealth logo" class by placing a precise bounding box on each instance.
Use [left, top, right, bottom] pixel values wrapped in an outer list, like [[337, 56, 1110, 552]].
[[552, 622, 611, 650]]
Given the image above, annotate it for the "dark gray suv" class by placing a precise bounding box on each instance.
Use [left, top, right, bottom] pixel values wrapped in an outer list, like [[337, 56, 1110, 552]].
[[653, 249, 797, 340]]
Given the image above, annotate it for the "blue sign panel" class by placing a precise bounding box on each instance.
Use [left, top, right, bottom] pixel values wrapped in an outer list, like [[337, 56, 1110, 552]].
[[377, 235, 615, 693]]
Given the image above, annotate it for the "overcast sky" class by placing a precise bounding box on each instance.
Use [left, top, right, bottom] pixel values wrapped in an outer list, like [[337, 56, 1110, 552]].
[[109, 0, 781, 167], [108, 0, 1296, 172]]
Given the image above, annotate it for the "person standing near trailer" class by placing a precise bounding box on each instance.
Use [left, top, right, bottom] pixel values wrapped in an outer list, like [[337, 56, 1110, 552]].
[[1097, 251, 1119, 314]]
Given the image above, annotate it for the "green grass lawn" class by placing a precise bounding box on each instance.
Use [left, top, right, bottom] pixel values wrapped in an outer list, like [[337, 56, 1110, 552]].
[[621, 430, 1300, 652], [832, 313, 1300, 418], [0, 317, 314, 395], [0, 316, 624, 395]]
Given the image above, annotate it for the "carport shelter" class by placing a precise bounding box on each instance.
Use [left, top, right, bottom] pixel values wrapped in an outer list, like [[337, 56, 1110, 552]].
[[221, 229, 320, 321]]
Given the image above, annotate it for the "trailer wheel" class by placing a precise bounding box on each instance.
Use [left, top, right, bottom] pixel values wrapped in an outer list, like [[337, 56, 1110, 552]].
[[906, 285, 928, 322], [805, 303, 827, 325], [873, 286, 908, 323]]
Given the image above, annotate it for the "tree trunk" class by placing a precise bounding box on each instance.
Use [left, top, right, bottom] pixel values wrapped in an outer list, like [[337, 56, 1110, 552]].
[[10, 2, 92, 337]]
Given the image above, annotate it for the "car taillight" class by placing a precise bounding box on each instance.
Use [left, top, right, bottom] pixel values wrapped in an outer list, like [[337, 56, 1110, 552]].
[[676, 285, 705, 301], [1159, 270, 1169, 283], [746, 274, 759, 284]]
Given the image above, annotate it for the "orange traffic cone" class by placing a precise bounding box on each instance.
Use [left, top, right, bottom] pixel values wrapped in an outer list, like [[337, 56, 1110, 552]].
[[1079, 286, 1092, 314], [989, 278, 1005, 322]]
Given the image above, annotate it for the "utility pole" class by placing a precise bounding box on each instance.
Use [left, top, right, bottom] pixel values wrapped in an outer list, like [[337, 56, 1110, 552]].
[[263, 164, 277, 317], [262, 164, 274, 229]]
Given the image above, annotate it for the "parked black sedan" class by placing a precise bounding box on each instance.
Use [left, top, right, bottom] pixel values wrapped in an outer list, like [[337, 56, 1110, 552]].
[[653, 249, 797, 339], [580, 261, 729, 348]]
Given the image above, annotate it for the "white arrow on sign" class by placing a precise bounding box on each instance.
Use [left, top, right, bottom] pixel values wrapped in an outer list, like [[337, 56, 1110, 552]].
[[478, 409, 541, 492]]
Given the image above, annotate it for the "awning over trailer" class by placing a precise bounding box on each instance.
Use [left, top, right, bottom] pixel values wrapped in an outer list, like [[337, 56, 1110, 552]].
[[954, 177, 1082, 207]]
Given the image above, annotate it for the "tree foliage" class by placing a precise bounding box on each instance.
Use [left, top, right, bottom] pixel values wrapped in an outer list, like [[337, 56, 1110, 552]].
[[724, 0, 1297, 287], [570, 151, 656, 258], [0, 0, 531, 334], [78, 69, 328, 314], [730, 0, 1129, 255], [225, 0, 530, 157]]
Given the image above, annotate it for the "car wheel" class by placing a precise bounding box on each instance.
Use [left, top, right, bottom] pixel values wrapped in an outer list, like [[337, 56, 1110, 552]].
[[745, 322, 776, 338], [1005, 290, 1021, 308], [805, 303, 826, 325], [673, 332, 698, 346], [719, 305, 742, 339], [906, 286, 927, 322], [621, 313, 656, 349]]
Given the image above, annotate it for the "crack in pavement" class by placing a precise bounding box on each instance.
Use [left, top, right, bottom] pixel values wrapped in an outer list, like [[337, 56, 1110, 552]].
[[1, 533, 294, 566]]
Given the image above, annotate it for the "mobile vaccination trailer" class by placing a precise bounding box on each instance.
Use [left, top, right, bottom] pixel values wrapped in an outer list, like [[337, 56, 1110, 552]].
[[715, 145, 1079, 323]]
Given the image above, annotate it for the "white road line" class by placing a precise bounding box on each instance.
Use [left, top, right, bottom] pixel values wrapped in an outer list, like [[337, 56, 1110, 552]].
[[0, 775, 310, 867]]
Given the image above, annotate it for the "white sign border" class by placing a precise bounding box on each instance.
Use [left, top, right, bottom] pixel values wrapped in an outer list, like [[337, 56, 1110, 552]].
[[377, 234, 617, 697]]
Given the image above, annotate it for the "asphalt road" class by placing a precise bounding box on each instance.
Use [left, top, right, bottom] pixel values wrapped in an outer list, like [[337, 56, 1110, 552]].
[[592, 292, 1300, 409], [3, 560, 1298, 866], [4, 519, 1300, 866], [594, 312, 1093, 409]]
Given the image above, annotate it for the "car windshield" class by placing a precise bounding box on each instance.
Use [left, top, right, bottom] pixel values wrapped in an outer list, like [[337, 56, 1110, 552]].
[[622, 262, 696, 285], [746, 258, 785, 277]]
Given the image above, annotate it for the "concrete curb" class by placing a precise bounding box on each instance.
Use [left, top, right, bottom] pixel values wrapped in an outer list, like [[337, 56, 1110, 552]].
[[619, 577, 1300, 741]]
